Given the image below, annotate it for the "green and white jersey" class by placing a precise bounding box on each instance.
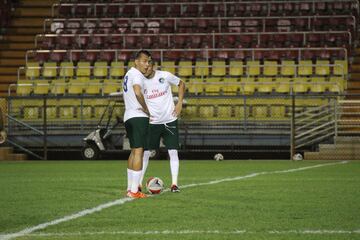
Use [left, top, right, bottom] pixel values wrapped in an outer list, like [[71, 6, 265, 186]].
[[143, 70, 180, 124], [123, 67, 149, 122]]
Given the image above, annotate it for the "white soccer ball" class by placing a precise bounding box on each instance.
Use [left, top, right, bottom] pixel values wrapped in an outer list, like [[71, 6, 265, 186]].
[[214, 153, 224, 161], [293, 153, 303, 161], [146, 177, 164, 194]]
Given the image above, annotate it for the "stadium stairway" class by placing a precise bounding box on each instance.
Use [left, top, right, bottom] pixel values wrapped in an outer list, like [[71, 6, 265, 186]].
[[347, 47, 360, 98], [0, 146, 27, 161], [0, 0, 57, 97], [304, 137, 360, 160]]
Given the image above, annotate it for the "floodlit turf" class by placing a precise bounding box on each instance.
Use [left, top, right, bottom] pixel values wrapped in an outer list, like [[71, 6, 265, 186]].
[[0, 160, 359, 240]]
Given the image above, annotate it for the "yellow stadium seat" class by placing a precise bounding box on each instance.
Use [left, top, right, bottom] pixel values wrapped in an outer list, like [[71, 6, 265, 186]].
[[76, 62, 91, 79], [298, 60, 313, 76], [46, 107, 57, 119], [293, 77, 309, 93], [110, 61, 125, 78], [240, 77, 255, 94], [263, 61, 278, 76], [42, 62, 57, 79], [79, 106, 93, 119], [212, 60, 226, 77], [161, 61, 176, 74], [315, 60, 330, 76], [103, 79, 120, 94], [310, 77, 326, 93], [171, 84, 178, 95], [86, 80, 102, 95], [183, 105, 197, 119], [94, 106, 107, 119], [252, 105, 268, 119], [187, 79, 203, 95], [68, 79, 86, 95], [271, 105, 286, 119], [204, 83, 221, 95], [280, 60, 295, 76], [17, 80, 33, 95], [26, 62, 40, 80], [222, 84, 239, 95], [333, 60, 348, 76], [217, 105, 232, 119], [328, 77, 345, 92], [59, 106, 75, 119], [234, 105, 248, 119], [199, 105, 214, 119], [246, 61, 260, 76], [60, 62, 74, 79], [50, 80, 67, 95], [257, 77, 275, 93], [127, 61, 135, 70], [93, 61, 108, 79], [33, 80, 50, 95], [178, 61, 193, 77], [195, 60, 209, 77], [275, 77, 291, 93], [23, 106, 40, 120], [229, 60, 243, 76]]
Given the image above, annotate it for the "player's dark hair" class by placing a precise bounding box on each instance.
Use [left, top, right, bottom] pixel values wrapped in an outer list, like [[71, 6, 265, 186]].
[[135, 50, 152, 59]]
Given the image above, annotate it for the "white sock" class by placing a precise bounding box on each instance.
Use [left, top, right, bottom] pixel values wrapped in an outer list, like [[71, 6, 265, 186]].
[[168, 149, 179, 186], [140, 150, 151, 187], [127, 168, 133, 191], [130, 170, 142, 193]]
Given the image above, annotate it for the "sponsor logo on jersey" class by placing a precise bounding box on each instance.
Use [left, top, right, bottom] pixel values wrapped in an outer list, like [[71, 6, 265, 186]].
[[159, 78, 165, 83]]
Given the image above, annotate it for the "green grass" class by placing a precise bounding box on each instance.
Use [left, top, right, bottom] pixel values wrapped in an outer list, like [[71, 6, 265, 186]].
[[0, 160, 359, 240]]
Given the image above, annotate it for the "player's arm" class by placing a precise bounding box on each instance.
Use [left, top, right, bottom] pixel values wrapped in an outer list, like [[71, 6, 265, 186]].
[[174, 80, 185, 117], [133, 84, 150, 116]]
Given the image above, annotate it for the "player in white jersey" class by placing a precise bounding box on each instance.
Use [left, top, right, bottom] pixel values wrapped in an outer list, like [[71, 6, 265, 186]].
[[140, 60, 186, 193], [123, 50, 152, 199]]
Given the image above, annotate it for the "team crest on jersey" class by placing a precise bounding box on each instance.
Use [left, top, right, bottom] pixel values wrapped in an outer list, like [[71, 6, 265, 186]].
[[158, 78, 165, 83]]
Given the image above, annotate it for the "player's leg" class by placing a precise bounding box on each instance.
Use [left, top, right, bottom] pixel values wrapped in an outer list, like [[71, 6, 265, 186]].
[[163, 120, 180, 193], [140, 123, 162, 189], [125, 117, 149, 198]]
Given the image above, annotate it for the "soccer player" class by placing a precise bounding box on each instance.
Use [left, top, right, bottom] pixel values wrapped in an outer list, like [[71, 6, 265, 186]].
[[123, 50, 152, 199], [140, 59, 185, 193]]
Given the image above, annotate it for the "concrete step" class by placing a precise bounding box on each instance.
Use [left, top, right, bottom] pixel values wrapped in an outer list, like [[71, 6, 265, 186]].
[[0, 50, 26, 58], [335, 136, 360, 143], [21, 0, 58, 7], [0, 75, 17, 83], [9, 153, 28, 161], [6, 27, 43, 35], [0, 67, 19, 75], [305, 152, 359, 160], [0, 59, 25, 66], [0, 147, 13, 160], [351, 64, 360, 72], [14, 8, 52, 18], [0, 42, 34, 50], [11, 18, 44, 27], [2, 35, 35, 43], [319, 144, 360, 150], [346, 81, 360, 89], [350, 72, 360, 80]]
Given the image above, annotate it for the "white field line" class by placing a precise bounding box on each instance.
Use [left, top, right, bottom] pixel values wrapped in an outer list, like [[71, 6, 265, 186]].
[[11, 229, 360, 237], [0, 161, 348, 240]]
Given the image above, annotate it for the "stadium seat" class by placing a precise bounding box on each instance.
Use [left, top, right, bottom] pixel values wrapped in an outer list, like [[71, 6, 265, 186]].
[[246, 61, 260, 76], [271, 105, 286, 119], [240, 77, 255, 94], [280, 60, 296, 76], [257, 77, 275, 93], [17, 80, 33, 96], [103, 79, 120, 94], [183, 104, 197, 119], [199, 105, 215, 119], [293, 77, 309, 93], [333, 60, 348, 76], [217, 105, 232, 119], [211, 60, 226, 76], [328, 77, 344, 92], [309, 77, 326, 93], [93, 61, 108, 79], [178, 61, 193, 77], [298, 60, 313, 76], [234, 105, 248, 119], [187, 79, 203, 95], [46, 106, 57, 120], [86, 80, 101, 95], [26, 62, 40, 80], [59, 62, 74, 80], [23, 106, 40, 120], [161, 61, 176, 75], [42, 62, 57, 80], [50, 80, 67, 95], [229, 60, 243, 76], [33, 80, 50, 95], [252, 105, 268, 120], [263, 61, 278, 76], [195, 60, 209, 78], [315, 60, 330, 76], [110, 61, 125, 79], [68, 79, 86, 95], [59, 106, 75, 119], [275, 77, 291, 93]]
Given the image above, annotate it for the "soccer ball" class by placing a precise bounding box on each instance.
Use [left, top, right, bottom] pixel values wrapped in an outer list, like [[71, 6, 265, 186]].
[[293, 153, 303, 161], [214, 153, 224, 161], [146, 177, 164, 194]]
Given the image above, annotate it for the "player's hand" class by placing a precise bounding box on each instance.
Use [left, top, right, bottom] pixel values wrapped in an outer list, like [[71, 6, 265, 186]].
[[173, 103, 182, 117]]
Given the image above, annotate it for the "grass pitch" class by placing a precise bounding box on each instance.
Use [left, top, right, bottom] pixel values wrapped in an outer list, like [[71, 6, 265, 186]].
[[0, 160, 359, 240]]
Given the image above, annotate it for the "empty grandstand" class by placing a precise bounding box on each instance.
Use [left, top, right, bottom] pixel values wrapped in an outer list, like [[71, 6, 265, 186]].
[[0, 0, 359, 160]]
